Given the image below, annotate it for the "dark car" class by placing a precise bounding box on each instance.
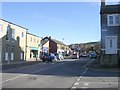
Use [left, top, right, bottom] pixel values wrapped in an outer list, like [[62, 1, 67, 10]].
[[41, 53, 54, 62], [89, 51, 97, 59]]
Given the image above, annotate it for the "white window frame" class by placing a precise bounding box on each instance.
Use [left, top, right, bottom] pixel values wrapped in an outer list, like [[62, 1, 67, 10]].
[[107, 14, 120, 26]]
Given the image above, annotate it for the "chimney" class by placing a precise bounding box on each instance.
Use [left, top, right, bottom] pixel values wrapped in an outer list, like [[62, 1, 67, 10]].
[[49, 36, 51, 39], [101, 0, 105, 7]]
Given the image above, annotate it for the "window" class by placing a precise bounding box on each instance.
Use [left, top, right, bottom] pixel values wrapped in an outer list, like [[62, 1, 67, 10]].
[[37, 39, 39, 43], [30, 37, 32, 42], [11, 47, 14, 60], [107, 14, 120, 26], [109, 16, 114, 25], [115, 15, 119, 25], [12, 29, 15, 42], [34, 38, 36, 43], [22, 32, 24, 38], [6, 25, 10, 40], [11, 47, 14, 52], [5, 46, 9, 52], [0, 24, 1, 32]]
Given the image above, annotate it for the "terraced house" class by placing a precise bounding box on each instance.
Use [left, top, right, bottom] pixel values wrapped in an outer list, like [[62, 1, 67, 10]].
[[0, 19, 28, 64], [26, 32, 41, 60], [41, 36, 70, 55], [100, 0, 120, 66]]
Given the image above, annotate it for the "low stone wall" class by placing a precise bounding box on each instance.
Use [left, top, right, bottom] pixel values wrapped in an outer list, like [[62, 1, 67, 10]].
[[100, 54, 118, 67]]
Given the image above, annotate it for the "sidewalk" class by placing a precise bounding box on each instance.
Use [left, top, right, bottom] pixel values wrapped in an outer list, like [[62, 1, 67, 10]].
[[1, 58, 42, 71]]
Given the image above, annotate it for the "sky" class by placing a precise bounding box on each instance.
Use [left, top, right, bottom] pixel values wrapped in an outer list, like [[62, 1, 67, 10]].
[[2, 2, 102, 45]]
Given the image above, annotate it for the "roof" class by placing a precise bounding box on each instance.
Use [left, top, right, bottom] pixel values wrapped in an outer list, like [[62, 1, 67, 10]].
[[51, 39, 66, 46], [41, 37, 67, 46], [27, 32, 40, 37], [0, 19, 28, 30], [100, 4, 120, 14]]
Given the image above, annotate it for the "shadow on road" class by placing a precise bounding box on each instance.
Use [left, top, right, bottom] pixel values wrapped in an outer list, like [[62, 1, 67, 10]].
[[2, 58, 119, 77]]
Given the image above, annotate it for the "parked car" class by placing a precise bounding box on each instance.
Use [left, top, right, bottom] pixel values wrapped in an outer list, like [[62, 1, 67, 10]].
[[50, 53, 57, 61], [41, 53, 54, 62], [89, 51, 97, 59], [55, 53, 64, 60], [71, 54, 79, 59]]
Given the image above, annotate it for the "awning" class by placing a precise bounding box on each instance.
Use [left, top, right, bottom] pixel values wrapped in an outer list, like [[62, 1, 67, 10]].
[[30, 47, 39, 50]]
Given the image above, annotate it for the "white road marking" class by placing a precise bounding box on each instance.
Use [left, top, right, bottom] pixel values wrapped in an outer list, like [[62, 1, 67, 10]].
[[74, 82, 79, 86], [72, 86, 77, 89], [83, 60, 93, 68], [77, 78, 80, 82], [81, 87, 88, 88], [84, 83, 89, 86], [71, 67, 88, 89], [1, 62, 67, 83], [0, 74, 28, 83]]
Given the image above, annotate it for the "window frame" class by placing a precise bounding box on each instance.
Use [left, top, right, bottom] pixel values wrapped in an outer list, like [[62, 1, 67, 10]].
[[107, 14, 120, 26], [6, 25, 10, 41], [21, 32, 24, 38]]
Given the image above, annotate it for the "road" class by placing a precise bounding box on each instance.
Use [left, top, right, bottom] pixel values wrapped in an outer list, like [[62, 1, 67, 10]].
[[1, 58, 119, 89]]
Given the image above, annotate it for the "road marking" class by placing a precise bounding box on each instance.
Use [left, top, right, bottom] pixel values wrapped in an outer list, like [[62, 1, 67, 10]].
[[83, 60, 93, 68], [71, 86, 76, 89], [84, 83, 89, 86], [74, 82, 79, 86], [77, 78, 80, 82], [0, 74, 28, 83], [81, 87, 88, 88], [1, 61, 68, 83], [71, 67, 88, 89]]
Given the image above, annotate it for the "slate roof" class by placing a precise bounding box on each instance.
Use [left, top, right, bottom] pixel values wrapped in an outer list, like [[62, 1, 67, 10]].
[[100, 4, 120, 14], [41, 37, 66, 46], [51, 39, 66, 46]]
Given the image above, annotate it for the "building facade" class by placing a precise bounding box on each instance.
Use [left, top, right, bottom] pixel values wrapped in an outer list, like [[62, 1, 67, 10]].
[[41, 36, 70, 55], [0, 19, 28, 64], [26, 32, 41, 60], [100, 1, 120, 66]]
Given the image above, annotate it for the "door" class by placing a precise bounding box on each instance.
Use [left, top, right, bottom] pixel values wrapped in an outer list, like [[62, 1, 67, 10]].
[[105, 36, 117, 54]]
